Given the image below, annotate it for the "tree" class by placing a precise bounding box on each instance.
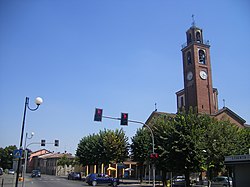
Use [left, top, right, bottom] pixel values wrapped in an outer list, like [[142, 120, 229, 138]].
[[130, 128, 151, 183], [101, 129, 129, 164], [151, 110, 250, 187], [76, 133, 101, 167], [76, 129, 129, 172], [0, 145, 17, 169], [153, 110, 203, 187], [57, 154, 73, 167]]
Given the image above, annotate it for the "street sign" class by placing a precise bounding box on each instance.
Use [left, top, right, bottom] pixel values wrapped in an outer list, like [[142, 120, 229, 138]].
[[13, 149, 23, 158]]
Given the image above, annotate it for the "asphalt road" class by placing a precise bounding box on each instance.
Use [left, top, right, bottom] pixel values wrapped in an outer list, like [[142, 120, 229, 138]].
[[0, 174, 154, 187]]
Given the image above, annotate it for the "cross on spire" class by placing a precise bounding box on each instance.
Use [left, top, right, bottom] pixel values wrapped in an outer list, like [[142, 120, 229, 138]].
[[192, 14, 196, 27]]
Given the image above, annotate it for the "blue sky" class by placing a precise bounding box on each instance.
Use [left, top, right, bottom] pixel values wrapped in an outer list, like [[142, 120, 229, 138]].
[[1, 0, 250, 154]]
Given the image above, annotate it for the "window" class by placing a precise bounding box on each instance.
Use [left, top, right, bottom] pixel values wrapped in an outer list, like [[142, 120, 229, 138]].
[[187, 33, 192, 44], [196, 31, 201, 42], [181, 97, 184, 107], [199, 50, 206, 64], [187, 51, 192, 65]]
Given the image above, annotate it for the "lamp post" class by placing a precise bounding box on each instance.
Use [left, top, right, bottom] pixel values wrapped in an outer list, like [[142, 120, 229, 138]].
[[15, 97, 43, 187], [22, 132, 34, 187]]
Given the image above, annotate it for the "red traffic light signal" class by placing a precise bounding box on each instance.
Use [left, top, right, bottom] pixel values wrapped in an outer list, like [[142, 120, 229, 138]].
[[94, 108, 103, 122], [120, 113, 128, 126], [150, 153, 159, 159]]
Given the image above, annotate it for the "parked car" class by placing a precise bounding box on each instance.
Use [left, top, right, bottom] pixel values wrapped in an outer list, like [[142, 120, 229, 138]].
[[211, 176, 233, 187], [85, 173, 119, 186], [8, 169, 15, 175], [172, 175, 186, 187], [68, 172, 81, 180], [0, 168, 3, 175], [31, 170, 41, 178]]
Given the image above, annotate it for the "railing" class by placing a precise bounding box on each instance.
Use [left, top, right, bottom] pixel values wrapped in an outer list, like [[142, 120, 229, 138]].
[[181, 40, 210, 49]]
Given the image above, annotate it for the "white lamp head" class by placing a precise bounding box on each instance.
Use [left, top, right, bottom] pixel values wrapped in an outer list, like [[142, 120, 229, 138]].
[[35, 97, 43, 105]]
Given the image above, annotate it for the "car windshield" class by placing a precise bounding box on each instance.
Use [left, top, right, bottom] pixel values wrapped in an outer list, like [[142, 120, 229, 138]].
[[213, 176, 231, 182]]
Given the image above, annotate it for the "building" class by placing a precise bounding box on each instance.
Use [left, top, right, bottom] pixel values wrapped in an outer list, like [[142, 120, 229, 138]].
[[27, 149, 75, 176], [37, 152, 75, 175], [27, 149, 51, 173], [147, 23, 247, 128], [225, 155, 250, 187]]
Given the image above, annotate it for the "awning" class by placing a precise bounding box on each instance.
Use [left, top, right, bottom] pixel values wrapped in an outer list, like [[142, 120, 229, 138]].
[[107, 167, 116, 171]]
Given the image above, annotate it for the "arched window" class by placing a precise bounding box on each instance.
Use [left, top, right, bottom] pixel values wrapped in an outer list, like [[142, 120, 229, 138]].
[[196, 32, 201, 43], [187, 33, 192, 44], [199, 50, 206, 64], [187, 51, 192, 65]]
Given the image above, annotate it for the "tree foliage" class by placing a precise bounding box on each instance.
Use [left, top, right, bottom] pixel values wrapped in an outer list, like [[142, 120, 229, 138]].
[[130, 128, 151, 182], [0, 145, 17, 169], [130, 128, 151, 164], [57, 154, 73, 167], [153, 111, 203, 186], [76, 129, 129, 167], [141, 110, 250, 187]]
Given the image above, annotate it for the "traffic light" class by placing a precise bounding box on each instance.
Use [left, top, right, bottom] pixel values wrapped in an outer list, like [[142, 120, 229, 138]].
[[55, 140, 59, 146], [41, 140, 45, 146], [94, 108, 103, 122], [150, 153, 159, 159], [120, 113, 128, 126]]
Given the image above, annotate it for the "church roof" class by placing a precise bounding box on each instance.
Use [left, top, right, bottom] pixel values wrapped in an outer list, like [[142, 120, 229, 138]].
[[145, 108, 247, 128], [145, 111, 176, 125], [213, 107, 246, 127]]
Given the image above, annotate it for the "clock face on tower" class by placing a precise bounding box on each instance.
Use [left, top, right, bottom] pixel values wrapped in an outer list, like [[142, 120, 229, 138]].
[[199, 70, 207, 80]]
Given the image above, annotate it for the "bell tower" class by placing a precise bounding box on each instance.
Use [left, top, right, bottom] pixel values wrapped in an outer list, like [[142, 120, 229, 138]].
[[176, 23, 218, 114]]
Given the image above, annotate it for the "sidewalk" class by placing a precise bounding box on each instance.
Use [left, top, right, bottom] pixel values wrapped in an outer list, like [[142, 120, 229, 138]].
[[120, 179, 162, 186]]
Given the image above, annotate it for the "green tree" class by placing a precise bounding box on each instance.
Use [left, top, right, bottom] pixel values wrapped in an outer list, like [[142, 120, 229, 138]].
[[153, 111, 203, 187], [57, 154, 73, 167], [76, 129, 129, 172], [0, 145, 17, 169], [101, 129, 129, 164], [76, 133, 101, 167], [130, 128, 151, 183], [200, 118, 250, 179], [151, 111, 250, 186]]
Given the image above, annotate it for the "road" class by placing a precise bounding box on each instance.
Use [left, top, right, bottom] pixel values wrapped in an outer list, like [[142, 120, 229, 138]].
[[0, 174, 154, 187]]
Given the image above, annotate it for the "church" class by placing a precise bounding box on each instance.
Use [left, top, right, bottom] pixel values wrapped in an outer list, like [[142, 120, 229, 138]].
[[146, 23, 248, 128]]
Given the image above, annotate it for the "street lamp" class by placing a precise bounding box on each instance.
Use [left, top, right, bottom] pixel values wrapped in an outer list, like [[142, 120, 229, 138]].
[[15, 97, 43, 187], [22, 132, 34, 187]]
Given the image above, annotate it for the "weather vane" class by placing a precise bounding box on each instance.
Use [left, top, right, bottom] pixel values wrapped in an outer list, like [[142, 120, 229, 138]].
[[192, 14, 196, 27]]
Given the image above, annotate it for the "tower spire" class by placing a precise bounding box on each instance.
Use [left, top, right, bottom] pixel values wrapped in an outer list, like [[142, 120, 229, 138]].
[[192, 14, 196, 27]]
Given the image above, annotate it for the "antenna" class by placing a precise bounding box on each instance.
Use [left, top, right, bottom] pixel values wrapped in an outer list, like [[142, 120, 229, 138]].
[[192, 14, 196, 27]]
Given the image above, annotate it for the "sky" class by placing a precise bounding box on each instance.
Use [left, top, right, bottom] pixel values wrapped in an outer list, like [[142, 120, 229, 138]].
[[1, 0, 250, 155]]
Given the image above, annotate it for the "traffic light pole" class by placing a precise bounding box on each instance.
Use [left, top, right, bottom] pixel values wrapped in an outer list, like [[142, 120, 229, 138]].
[[127, 119, 156, 187], [98, 114, 156, 187]]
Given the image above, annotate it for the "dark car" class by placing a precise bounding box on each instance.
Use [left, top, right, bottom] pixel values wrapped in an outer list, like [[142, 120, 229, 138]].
[[211, 176, 233, 187], [173, 175, 186, 187], [68, 172, 81, 180], [86, 173, 119, 186], [31, 170, 41, 178], [0, 168, 3, 175]]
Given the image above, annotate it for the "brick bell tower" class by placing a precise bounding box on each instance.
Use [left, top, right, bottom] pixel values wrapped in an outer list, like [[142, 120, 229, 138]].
[[176, 22, 218, 115]]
